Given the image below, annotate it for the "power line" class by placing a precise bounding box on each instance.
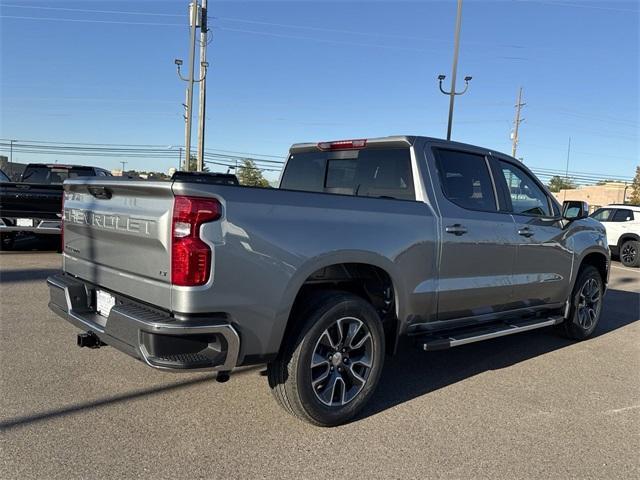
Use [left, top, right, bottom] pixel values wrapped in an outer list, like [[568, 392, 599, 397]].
[[0, 4, 183, 17], [0, 15, 184, 27], [0, 138, 284, 158]]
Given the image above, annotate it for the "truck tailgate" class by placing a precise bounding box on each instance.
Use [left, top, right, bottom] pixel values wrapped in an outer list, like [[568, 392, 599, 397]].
[[62, 179, 174, 309]]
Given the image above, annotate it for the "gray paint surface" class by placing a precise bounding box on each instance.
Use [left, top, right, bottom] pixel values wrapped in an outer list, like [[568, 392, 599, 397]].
[[59, 136, 610, 361]]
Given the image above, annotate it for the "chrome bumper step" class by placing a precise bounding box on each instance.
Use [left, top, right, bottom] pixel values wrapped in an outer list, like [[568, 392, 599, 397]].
[[417, 315, 565, 351]]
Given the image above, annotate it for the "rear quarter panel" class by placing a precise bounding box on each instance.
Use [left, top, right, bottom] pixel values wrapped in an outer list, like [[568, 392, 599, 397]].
[[171, 182, 437, 360]]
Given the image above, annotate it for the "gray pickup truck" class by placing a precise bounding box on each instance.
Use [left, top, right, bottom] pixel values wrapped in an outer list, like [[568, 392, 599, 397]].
[[47, 136, 610, 426]]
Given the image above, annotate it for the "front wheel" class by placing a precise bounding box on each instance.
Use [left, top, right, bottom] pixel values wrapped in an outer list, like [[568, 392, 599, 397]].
[[558, 265, 604, 340], [620, 240, 639, 267], [267, 291, 385, 427]]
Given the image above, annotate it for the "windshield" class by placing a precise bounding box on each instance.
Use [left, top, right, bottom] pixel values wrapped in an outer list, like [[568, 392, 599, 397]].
[[21, 166, 96, 184], [0, 169, 10, 182]]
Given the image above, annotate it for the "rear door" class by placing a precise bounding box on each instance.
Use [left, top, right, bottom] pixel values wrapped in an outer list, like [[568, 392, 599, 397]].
[[493, 158, 572, 307], [63, 179, 175, 309], [429, 147, 517, 321]]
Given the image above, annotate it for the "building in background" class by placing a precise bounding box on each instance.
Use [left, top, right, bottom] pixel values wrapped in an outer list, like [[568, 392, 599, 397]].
[[553, 182, 636, 211]]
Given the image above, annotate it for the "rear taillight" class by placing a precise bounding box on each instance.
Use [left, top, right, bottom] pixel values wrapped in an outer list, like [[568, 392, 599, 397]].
[[317, 139, 367, 151], [171, 195, 222, 286]]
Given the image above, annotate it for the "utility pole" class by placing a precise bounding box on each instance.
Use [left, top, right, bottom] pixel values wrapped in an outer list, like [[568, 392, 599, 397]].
[[175, 1, 209, 172], [196, 0, 209, 172], [176, 2, 199, 172], [511, 87, 525, 159], [9, 139, 15, 177], [437, 0, 472, 141]]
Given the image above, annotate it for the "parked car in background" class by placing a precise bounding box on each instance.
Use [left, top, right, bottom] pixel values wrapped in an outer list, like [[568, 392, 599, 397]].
[[0, 163, 111, 250], [591, 204, 640, 267], [47, 136, 609, 426]]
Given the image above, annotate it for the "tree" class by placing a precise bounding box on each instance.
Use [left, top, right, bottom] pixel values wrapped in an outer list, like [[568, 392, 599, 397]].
[[236, 159, 270, 187], [628, 166, 640, 205], [186, 155, 209, 172], [548, 176, 576, 193]]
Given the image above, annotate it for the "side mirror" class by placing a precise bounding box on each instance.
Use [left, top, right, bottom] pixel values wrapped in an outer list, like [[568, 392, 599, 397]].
[[562, 200, 589, 220]]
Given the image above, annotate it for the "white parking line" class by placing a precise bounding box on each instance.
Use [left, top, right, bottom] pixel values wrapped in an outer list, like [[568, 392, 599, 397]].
[[611, 264, 640, 273]]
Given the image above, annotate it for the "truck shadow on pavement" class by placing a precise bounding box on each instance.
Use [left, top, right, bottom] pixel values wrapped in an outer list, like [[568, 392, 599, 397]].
[[359, 287, 639, 422], [0, 289, 636, 431], [0, 365, 263, 431]]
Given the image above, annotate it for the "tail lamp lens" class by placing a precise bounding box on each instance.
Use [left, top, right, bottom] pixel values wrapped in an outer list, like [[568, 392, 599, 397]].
[[171, 196, 222, 286]]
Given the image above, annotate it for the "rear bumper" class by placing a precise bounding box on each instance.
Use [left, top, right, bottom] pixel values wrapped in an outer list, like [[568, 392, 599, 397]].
[[0, 217, 60, 234], [46, 273, 240, 372]]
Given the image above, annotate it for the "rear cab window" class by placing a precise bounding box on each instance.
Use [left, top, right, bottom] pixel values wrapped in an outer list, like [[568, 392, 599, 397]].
[[280, 147, 415, 201], [22, 166, 96, 184]]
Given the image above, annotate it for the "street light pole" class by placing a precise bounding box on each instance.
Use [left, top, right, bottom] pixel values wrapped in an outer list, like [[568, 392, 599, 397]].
[[437, 0, 472, 141]]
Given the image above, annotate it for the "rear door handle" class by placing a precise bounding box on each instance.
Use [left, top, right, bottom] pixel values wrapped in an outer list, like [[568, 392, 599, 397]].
[[518, 227, 534, 237], [445, 224, 468, 236]]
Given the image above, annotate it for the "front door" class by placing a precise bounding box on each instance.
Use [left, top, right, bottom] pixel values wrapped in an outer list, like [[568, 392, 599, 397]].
[[494, 158, 573, 307], [429, 147, 518, 321]]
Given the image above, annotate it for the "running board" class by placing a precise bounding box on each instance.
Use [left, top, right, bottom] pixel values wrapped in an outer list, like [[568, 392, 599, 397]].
[[418, 316, 564, 351]]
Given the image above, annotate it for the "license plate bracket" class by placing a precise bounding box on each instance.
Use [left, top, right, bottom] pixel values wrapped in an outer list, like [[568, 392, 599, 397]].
[[96, 290, 116, 318]]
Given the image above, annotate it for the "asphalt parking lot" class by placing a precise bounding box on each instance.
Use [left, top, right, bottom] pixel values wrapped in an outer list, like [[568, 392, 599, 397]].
[[1, 237, 639, 479]]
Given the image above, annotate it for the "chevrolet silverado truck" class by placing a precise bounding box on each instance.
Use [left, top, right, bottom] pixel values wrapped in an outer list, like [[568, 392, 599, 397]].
[[47, 136, 610, 426], [0, 163, 111, 249]]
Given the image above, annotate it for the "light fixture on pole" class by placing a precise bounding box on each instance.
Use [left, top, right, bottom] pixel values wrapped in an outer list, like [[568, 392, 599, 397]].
[[437, 0, 472, 141]]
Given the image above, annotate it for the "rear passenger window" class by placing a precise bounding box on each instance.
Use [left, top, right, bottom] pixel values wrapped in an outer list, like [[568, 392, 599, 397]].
[[612, 209, 634, 222], [281, 148, 415, 200], [434, 149, 497, 212]]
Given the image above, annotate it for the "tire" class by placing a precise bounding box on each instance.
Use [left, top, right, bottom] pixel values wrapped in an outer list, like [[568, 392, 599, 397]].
[[620, 240, 639, 268], [558, 265, 604, 340], [0, 233, 15, 251], [267, 291, 385, 427]]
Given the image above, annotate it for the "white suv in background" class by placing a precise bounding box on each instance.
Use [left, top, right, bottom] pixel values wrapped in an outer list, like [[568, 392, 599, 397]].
[[591, 204, 640, 267]]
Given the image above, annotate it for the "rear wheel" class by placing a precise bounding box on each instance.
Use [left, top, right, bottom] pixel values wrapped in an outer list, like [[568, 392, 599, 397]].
[[620, 240, 639, 267], [0, 233, 15, 250], [558, 265, 603, 340], [267, 291, 385, 427]]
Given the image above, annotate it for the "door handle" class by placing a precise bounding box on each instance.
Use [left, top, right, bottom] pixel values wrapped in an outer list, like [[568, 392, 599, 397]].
[[445, 224, 468, 236], [518, 227, 534, 237]]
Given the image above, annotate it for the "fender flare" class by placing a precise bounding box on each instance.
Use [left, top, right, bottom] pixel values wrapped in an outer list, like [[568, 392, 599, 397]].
[[267, 250, 405, 354], [617, 233, 640, 248]]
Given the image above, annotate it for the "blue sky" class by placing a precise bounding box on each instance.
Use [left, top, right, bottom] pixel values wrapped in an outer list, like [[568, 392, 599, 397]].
[[1, 0, 638, 182]]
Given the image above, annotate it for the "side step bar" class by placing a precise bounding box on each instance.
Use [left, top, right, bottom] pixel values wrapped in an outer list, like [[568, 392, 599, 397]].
[[418, 316, 564, 351]]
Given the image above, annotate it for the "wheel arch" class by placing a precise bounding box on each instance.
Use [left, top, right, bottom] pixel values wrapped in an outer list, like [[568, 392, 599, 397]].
[[270, 252, 405, 357], [577, 250, 609, 288], [617, 233, 639, 248]]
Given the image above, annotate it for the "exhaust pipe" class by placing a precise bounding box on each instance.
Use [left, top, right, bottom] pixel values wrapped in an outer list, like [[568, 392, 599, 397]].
[[77, 332, 106, 349]]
